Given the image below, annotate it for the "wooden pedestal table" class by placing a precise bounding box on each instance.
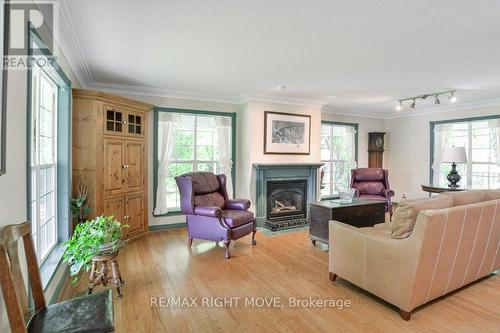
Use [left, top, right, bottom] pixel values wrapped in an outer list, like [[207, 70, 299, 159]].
[[88, 252, 124, 298]]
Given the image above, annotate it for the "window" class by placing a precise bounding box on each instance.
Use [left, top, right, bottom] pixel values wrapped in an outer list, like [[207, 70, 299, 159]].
[[154, 110, 235, 215], [431, 117, 500, 189], [320, 122, 358, 198], [28, 28, 72, 265], [30, 63, 58, 261]]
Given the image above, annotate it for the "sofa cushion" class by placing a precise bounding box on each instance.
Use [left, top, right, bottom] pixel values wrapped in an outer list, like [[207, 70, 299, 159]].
[[391, 195, 454, 239], [222, 210, 254, 228], [485, 190, 500, 201], [353, 168, 385, 182], [187, 172, 220, 194], [194, 192, 225, 208], [354, 182, 385, 195], [441, 190, 487, 206]]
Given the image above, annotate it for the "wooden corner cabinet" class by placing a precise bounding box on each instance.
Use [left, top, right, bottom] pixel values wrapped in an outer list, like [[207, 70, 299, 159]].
[[72, 89, 152, 239]]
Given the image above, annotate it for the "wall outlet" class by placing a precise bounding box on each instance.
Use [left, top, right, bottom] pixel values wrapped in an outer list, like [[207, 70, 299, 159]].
[[402, 193, 408, 200]]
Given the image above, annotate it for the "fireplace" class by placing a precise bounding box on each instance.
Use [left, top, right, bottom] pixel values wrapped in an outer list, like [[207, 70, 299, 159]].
[[265, 179, 309, 231], [253, 163, 322, 229]]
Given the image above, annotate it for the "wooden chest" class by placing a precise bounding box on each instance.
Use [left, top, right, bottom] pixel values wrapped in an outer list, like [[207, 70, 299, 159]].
[[309, 199, 386, 245]]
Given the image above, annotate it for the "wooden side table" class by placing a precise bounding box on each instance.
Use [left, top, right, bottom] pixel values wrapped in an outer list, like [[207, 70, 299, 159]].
[[421, 184, 467, 194], [88, 252, 124, 298]]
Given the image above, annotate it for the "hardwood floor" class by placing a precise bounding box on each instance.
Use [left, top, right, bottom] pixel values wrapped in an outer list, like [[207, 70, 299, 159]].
[[66, 228, 500, 333]]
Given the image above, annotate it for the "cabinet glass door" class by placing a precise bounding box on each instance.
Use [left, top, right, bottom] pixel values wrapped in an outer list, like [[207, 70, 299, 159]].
[[127, 112, 143, 136], [105, 108, 124, 133]]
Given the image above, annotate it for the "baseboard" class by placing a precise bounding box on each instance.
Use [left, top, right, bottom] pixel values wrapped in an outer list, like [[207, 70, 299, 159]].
[[149, 223, 186, 232]]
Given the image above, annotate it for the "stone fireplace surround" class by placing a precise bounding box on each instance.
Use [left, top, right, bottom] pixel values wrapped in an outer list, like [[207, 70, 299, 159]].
[[253, 163, 323, 228]]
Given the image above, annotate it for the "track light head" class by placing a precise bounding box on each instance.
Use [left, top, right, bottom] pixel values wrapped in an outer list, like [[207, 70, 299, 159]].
[[409, 99, 416, 109], [434, 95, 440, 105], [395, 100, 402, 111], [449, 91, 457, 103]]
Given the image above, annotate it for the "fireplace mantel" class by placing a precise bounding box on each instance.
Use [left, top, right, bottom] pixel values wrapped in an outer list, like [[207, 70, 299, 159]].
[[253, 163, 323, 227], [253, 163, 324, 169]]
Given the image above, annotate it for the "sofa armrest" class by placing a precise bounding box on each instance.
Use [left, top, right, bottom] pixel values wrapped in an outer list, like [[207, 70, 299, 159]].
[[225, 199, 251, 210], [193, 206, 222, 218], [382, 188, 395, 198], [329, 221, 421, 311]]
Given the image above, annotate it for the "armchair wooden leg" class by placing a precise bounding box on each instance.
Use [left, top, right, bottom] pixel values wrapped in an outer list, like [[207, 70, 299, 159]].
[[251, 229, 257, 245], [187, 237, 193, 247], [329, 272, 337, 282], [399, 309, 411, 321], [223, 240, 231, 259]]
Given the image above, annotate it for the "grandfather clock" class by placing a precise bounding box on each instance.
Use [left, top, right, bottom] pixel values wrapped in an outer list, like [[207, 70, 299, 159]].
[[368, 132, 385, 168]]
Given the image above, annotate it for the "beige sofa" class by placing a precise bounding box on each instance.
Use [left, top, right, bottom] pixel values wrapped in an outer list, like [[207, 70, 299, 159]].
[[329, 190, 500, 320]]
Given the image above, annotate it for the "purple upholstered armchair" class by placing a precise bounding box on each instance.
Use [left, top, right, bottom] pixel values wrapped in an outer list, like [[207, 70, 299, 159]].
[[350, 168, 395, 218], [175, 172, 257, 259]]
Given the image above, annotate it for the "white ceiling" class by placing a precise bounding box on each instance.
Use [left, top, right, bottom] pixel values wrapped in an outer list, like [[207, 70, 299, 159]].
[[62, 0, 500, 116]]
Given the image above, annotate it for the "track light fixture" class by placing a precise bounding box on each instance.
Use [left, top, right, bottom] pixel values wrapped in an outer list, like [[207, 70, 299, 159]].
[[449, 90, 457, 103], [396, 100, 403, 111], [409, 99, 416, 109], [395, 90, 456, 111]]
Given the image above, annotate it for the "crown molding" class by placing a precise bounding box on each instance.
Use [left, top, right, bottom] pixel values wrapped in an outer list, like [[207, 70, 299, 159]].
[[57, 1, 94, 88], [321, 106, 387, 119], [93, 82, 241, 104], [237, 93, 328, 109]]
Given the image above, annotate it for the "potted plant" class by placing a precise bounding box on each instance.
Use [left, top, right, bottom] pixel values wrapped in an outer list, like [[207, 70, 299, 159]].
[[63, 215, 127, 282]]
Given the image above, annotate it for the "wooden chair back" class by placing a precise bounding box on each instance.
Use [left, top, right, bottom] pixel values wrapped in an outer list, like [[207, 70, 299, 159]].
[[0, 222, 46, 333]]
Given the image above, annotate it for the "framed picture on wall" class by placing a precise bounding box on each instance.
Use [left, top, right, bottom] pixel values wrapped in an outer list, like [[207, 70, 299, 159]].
[[264, 111, 311, 155], [0, 1, 9, 176]]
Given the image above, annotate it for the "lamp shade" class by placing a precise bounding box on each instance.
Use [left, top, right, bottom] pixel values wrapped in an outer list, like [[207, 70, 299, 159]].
[[441, 146, 467, 163]]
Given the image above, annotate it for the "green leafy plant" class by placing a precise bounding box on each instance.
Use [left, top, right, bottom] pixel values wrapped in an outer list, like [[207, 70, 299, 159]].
[[63, 215, 127, 283]]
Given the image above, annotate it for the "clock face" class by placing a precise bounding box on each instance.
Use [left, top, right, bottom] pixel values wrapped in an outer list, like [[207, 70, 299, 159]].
[[375, 137, 384, 149]]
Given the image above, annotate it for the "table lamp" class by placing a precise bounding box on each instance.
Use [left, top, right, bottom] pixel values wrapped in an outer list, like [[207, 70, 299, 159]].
[[441, 146, 467, 187]]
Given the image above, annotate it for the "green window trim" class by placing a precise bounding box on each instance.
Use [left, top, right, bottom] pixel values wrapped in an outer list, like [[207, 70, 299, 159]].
[[153, 107, 237, 217], [26, 23, 72, 289], [429, 114, 500, 186]]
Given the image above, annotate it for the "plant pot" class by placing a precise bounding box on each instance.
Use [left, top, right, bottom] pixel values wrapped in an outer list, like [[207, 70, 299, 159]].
[[98, 240, 125, 255]]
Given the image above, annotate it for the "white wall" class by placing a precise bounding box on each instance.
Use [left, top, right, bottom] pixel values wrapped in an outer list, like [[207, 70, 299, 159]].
[[384, 106, 500, 200], [321, 112, 386, 168]]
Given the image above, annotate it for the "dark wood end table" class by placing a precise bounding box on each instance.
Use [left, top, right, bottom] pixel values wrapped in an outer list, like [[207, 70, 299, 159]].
[[309, 198, 386, 245], [421, 184, 467, 194]]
